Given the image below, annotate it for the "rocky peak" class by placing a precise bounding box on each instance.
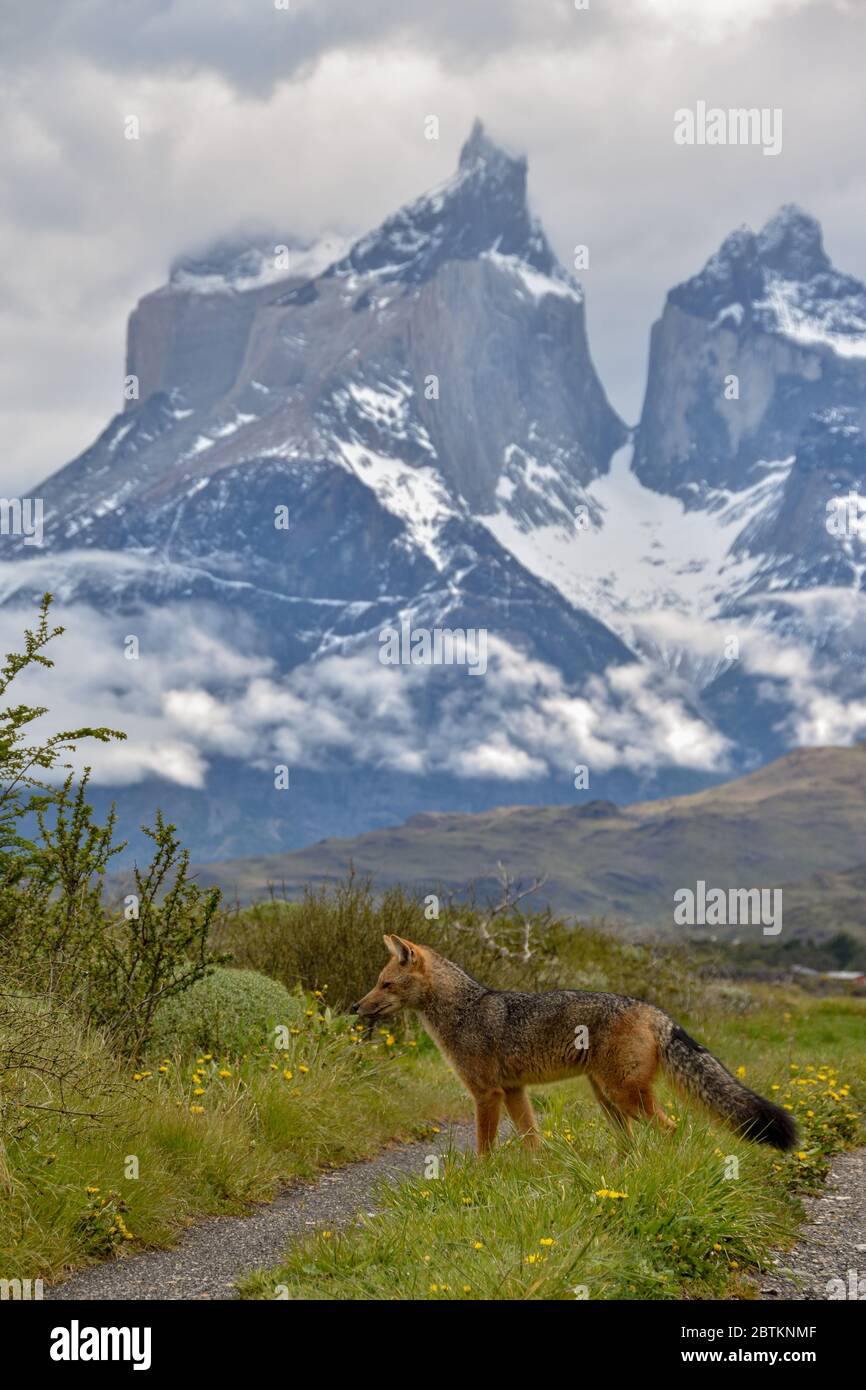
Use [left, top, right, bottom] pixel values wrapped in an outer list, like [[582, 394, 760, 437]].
[[668, 205, 855, 329], [635, 206, 866, 502], [755, 204, 830, 280], [325, 119, 556, 287], [458, 117, 524, 176]]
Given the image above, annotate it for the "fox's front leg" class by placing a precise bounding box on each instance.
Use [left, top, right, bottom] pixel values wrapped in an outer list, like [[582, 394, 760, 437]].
[[473, 1088, 504, 1154]]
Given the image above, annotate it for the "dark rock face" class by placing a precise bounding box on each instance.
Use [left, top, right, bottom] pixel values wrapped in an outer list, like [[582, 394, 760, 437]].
[[324, 120, 557, 288], [731, 409, 866, 593], [634, 206, 866, 501]]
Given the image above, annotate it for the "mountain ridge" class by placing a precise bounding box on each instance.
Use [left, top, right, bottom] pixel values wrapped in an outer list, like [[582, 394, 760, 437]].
[[189, 744, 866, 950], [4, 121, 866, 864]]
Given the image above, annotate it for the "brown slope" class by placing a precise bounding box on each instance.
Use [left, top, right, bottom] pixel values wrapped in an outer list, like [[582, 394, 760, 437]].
[[196, 745, 866, 936]]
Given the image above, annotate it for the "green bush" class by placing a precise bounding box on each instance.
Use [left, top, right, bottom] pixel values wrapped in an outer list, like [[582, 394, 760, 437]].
[[148, 967, 300, 1057], [214, 874, 569, 1013]]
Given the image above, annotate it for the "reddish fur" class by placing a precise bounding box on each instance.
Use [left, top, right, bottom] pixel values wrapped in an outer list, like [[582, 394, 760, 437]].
[[586, 1009, 675, 1136]]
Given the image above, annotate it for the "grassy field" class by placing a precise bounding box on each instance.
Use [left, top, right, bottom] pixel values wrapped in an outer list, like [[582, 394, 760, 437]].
[[0, 991, 465, 1283], [3, 880, 863, 1299], [238, 992, 865, 1301], [3, 612, 861, 1300]]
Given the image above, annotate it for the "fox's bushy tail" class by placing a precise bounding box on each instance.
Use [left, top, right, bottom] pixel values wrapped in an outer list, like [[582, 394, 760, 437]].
[[652, 1015, 797, 1151]]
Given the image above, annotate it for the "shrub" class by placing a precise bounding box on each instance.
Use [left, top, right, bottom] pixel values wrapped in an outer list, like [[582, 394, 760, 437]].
[[148, 967, 300, 1057], [0, 598, 223, 1058], [214, 873, 570, 1013], [0, 988, 123, 1181]]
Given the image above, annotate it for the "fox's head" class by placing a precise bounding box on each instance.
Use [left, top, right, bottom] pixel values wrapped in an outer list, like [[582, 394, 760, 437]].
[[352, 935, 428, 1018]]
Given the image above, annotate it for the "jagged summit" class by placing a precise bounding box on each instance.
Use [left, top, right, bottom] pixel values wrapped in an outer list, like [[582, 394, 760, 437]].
[[668, 205, 866, 354], [324, 119, 558, 287], [458, 118, 524, 174], [23, 113, 620, 555], [635, 203, 866, 502], [156, 122, 562, 303], [755, 204, 830, 279], [693, 206, 829, 289]]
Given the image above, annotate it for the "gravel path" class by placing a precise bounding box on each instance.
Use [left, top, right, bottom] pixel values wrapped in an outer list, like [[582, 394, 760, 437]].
[[759, 1149, 866, 1300], [45, 1132, 866, 1302], [45, 1121, 475, 1302]]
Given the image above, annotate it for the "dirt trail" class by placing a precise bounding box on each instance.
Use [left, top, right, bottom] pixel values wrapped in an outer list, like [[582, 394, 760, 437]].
[[45, 1121, 474, 1301], [759, 1148, 866, 1300]]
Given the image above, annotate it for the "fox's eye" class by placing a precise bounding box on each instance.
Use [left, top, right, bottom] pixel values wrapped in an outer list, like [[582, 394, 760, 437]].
[[380, 980, 392, 989]]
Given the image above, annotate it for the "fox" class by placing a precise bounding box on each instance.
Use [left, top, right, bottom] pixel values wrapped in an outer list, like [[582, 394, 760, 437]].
[[353, 935, 798, 1155]]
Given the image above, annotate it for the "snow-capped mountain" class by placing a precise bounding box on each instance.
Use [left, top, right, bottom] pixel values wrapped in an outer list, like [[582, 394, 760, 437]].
[[634, 205, 866, 502], [5, 128, 866, 861]]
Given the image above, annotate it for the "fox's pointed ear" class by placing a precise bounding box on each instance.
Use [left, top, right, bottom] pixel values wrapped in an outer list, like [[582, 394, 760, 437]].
[[383, 934, 416, 965]]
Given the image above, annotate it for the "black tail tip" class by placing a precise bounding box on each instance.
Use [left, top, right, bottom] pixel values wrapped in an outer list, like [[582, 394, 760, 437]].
[[744, 1099, 798, 1151]]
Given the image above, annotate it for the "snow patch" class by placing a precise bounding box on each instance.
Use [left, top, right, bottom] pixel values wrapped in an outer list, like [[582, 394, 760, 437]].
[[484, 251, 582, 304], [483, 444, 791, 658], [761, 277, 866, 358], [710, 303, 744, 330], [338, 440, 454, 569]]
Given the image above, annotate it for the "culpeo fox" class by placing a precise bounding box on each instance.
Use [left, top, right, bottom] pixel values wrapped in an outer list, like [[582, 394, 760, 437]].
[[353, 935, 797, 1155]]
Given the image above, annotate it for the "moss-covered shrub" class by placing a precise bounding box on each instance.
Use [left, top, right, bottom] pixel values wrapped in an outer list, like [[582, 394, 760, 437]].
[[148, 967, 299, 1057]]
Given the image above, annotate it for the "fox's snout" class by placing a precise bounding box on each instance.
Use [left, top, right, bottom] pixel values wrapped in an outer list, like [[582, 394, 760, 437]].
[[352, 986, 397, 1019]]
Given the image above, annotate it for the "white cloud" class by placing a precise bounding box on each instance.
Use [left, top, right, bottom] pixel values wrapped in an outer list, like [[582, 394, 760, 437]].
[[6, 579, 866, 797], [0, 598, 739, 790]]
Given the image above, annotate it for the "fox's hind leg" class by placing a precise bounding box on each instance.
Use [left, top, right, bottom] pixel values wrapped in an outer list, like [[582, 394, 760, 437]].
[[592, 1010, 676, 1136], [504, 1087, 540, 1150], [589, 1076, 632, 1140], [591, 1073, 675, 1135]]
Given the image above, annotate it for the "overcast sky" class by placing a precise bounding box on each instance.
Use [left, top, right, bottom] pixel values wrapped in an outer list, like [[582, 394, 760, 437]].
[[2, 0, 866, 493]]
